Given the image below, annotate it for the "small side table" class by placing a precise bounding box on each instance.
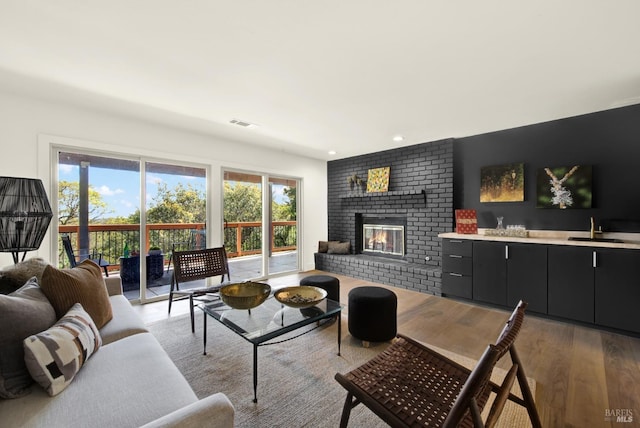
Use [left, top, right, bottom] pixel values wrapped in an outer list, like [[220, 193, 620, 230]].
[[119, 254, 165, 284]]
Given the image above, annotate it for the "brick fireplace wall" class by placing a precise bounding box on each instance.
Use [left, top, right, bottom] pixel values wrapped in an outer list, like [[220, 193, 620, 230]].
[[317, 138, 454, 295]]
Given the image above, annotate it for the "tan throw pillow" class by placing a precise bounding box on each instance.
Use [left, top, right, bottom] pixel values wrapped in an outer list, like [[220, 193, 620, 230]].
[[327, 241, 351, 254], [40, 260, 113, 329], [0, 278, 57, 398], [318, 241, 339, 253], [24, 303, 101, 396]]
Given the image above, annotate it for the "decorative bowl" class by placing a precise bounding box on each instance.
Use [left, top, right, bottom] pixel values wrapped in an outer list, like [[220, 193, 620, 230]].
[[274, 286, 328, 309], [220, 282, 271, 310]]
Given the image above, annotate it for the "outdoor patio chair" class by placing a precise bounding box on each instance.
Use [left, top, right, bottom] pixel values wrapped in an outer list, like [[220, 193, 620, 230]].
[[61, 234, 111, 276], [334, 300, 541, 427], [168, 246, 231, 333], [166, 229, 207, 272]]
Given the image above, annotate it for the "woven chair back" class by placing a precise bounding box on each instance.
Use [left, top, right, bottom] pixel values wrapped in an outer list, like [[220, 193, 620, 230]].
[[494, 300, 527, 357], [172, 247, 230, 284]]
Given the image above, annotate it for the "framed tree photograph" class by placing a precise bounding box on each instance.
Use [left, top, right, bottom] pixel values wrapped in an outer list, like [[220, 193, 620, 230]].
[[480, 163, 525, 202], [536, 165, 592, 209]]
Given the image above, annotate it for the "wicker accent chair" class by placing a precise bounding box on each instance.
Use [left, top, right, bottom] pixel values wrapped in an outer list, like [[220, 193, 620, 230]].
[[168, 247, 231, 333], [334, 300, 541, 428], [166, 229, 207, 273]]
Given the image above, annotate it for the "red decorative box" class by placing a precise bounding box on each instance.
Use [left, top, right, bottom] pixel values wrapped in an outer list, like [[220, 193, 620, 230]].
[[455, 209, 478, 234]]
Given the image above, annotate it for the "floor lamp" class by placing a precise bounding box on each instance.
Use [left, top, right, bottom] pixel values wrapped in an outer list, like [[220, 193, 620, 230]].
[[0, 177, 53, 264]]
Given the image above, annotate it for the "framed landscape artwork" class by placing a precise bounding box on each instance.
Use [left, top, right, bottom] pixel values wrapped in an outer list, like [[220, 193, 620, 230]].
[[480, 163, 525, 202], [536, 165, 592, 209], [366, 167, 390, 193]]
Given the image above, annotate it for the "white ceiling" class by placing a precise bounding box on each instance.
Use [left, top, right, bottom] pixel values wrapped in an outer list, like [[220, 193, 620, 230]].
[[1, 1, 640, 160]]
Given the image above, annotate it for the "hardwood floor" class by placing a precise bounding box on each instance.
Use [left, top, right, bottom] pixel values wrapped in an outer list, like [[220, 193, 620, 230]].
[[132, 270, 640, 427]]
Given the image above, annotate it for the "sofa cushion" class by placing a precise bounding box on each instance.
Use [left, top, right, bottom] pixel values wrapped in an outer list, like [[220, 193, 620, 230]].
[[99, 295, 148, 345], [24, 303, 102, 396], [0, 333, 199, 428], [40, 260, 113, 329], [0, 277, 57, 398], [0, 258, 50, 294]]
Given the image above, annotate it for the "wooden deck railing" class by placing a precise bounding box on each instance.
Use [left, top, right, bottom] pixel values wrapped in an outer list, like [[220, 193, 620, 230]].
[[58, 221, 297, 270]]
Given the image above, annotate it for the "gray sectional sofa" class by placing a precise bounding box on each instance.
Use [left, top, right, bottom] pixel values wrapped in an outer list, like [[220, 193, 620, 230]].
[[0, 265, 234, 427]]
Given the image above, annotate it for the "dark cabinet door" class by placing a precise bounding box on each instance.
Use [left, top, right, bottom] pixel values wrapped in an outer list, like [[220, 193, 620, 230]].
[[506, 244, 548, 314], [595, 249, 640, 333], [548, 246, 594, 323], [442, 239, 473, 299], [472, 241, 507, 306]]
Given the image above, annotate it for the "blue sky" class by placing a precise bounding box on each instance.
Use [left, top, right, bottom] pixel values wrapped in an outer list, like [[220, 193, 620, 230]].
[[59, 164, 287, 218], [59, 164, 206, 218]]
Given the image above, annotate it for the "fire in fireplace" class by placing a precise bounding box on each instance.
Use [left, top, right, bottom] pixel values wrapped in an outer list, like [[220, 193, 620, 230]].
[[357, 215, 406, 258]]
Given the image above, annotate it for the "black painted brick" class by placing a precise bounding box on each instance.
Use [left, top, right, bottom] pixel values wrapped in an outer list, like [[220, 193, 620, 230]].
[[321, 138, 454, 296]]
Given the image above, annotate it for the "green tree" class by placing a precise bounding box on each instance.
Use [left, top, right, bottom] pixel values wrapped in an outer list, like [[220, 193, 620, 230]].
[[148, 182, 205, 223], [223, 182, 262, 222], [58, 180, 113, 225], [129, 182, 206, 224], [272, 186, 297, 221]]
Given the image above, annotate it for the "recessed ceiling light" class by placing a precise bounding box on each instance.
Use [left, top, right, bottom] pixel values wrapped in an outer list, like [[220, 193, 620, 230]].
[[392, 135, 404, 142], [328, 150, 337, 155]]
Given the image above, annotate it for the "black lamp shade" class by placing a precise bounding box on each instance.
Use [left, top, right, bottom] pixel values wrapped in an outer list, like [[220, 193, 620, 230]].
[[0, 177, 53, 263]]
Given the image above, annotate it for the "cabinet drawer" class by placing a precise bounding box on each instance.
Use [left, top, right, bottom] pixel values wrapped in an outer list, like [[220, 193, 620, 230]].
[[442, 273, 472, 299], [443, 239, 472, 257], [442, 255, 472, 275]]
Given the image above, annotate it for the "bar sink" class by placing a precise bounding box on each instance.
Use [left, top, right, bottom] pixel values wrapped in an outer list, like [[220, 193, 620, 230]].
[[568, 236, 625, 243]]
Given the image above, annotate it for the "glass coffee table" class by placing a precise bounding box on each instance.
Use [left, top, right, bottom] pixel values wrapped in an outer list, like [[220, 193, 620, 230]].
[[199, 295, 342, 402]]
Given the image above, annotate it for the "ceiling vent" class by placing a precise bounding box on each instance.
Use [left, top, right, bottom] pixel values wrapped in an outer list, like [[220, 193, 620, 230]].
[[230, 119, 256, 128]]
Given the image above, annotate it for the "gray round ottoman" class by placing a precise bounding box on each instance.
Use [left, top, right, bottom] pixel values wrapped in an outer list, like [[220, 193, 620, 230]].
[[348, 286, 397, 346], [300, 274, 340, 302]]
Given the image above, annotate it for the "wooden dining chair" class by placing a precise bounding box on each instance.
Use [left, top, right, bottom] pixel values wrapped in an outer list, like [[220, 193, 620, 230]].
[[334, 300, 541, 427], [168, 247, 231, 333]]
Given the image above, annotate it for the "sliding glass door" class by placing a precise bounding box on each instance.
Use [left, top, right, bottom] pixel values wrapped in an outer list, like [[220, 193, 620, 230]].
[[223, 171, 264, 280], [56, 149, 207, 302], [268, 176, 298, 276], [143, 161, 207, 299], [223, 170, 299, 281]]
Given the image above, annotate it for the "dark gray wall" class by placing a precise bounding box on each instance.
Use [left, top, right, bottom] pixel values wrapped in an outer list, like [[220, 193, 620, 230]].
[[321, 103, 640, 295], [454, 103, 640, 232]]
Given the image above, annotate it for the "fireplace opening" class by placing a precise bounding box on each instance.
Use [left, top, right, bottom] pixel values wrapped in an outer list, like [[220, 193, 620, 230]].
[[356, 214, 406, 258]]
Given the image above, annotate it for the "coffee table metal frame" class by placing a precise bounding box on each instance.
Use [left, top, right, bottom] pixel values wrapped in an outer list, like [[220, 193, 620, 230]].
[[199, 296, 342, 402]]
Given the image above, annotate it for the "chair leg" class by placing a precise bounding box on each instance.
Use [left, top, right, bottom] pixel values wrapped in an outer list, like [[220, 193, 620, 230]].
[[339, 392, 357, 428], [190, 295, 195, 333], [168, 274, 175, 314], [510, 346, 542, 428]]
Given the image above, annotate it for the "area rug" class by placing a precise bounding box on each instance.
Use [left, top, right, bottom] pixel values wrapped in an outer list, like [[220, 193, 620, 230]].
[[148, 314, 535, 427]]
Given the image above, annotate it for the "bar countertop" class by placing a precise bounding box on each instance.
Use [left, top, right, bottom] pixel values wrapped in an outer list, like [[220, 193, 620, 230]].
[[439, 230, 640, 250]]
